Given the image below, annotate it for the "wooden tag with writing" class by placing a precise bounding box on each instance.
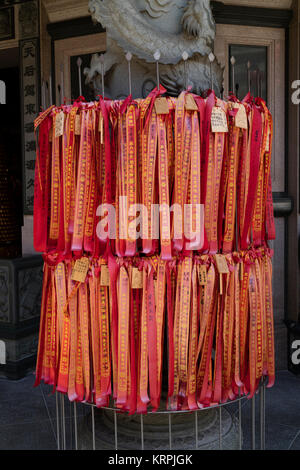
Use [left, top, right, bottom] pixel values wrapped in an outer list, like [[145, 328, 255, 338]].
[[132, 267, 143, 289], [234, 104, 248, 129], [215, 254, 229, 274], [98, 113, 104, 144], [55, 111, 64, 138], [185, 94, 198, 111], [240, 262, 244, 281], [100, 265, 110, 287], [198, 265, 207, 286], [71, 257, 89, 283], [211, 107, 228, 133], [154, 97, 169, 115], [75, 114, 81, 135]]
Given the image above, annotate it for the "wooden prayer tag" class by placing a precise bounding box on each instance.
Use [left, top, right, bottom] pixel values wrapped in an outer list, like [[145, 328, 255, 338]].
[[215, 254, 229, 274], [75, 114, 81, 135], [154, 97, 169, 115], [55, 111, 65, 138], [211, 107, 228, 133], [198, 265, 207, 286], [240, 262, 244, 281], [98, 113, 104, 144], [234, 104, 248, 129], [71, 257, 89, 283], [185, 94, 198, 111], [215, 254, 228, 296], [132, 267, 143, 289], [100, 265, 110, 287]]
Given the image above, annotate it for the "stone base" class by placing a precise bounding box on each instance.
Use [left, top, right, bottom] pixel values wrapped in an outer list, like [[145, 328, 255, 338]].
[[78, 407, 240, 450], [0, 255, 43, 379]]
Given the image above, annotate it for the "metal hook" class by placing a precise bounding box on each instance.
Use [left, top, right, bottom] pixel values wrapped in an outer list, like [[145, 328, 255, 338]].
[[154, 50, 161, 89], [99, 54, 105, 97], [182, 51, 189, 90], [208, 52, 215, 92], [125, 51, 133, 96], [76, 57, 82, 98], [230, 56, 236, 95]]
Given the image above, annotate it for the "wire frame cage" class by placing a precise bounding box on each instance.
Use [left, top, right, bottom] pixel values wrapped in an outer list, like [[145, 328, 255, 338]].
[[54, 379, 267, 451]]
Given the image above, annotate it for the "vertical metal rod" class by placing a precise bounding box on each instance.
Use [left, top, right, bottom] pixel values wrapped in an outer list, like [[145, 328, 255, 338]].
[[129, 60, 132, 96], [102, 65, 105, 97], [126, 52, 133, 96], [260, 380, 266, 450], [100, 54, 105, 97], [168, 414, 172, 450], [219, 407, 223, 450], [260, 383, 263, 449], [238, 389, 242, 450], [154, 50, 161, 89], [208, 52, 215, 91], [56, 392, 60, 450], [101, 63, 105, 97], [74, 402, 78, 450], [252, 394, 256, 450], [61, 394, 66, 450], [114, 411, 118, 450], [77, 57, 82, 97], [195, 412, 198, 450], [182, 51, 189, 90], [230, 56, 236, 95], [91, 405, 96, 450], [69, 400, 73, 450], [140, 414, 144, 450], [49, 74, 53, 105], [263, 381, 266, 449], [60, 63, 64, 104]]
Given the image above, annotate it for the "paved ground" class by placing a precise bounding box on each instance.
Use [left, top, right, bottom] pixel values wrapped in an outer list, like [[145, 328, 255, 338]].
[[0, 370, 300, 450]]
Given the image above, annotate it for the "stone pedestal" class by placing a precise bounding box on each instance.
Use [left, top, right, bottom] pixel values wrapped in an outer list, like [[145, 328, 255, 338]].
[[78, 406, 240, 450], [0, 255, 43, 379]]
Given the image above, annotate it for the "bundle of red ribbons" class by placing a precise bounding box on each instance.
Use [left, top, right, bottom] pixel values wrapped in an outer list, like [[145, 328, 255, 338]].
[[33, 87, 276, 413]]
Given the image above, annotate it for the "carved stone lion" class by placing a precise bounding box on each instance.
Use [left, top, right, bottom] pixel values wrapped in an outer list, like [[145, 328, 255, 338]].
[[85, 0, 223, 99]]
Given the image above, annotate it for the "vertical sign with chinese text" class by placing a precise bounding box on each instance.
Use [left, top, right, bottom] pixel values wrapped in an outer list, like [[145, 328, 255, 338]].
[[20, 38, 40, 214]]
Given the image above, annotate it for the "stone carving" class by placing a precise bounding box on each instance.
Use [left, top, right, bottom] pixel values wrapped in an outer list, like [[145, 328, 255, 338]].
[[18, 265, 43, 321], [85, 0, 223, 99]]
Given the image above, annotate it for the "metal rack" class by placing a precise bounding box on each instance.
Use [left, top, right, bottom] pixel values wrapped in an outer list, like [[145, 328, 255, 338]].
[[54, 380, 267, 451]]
